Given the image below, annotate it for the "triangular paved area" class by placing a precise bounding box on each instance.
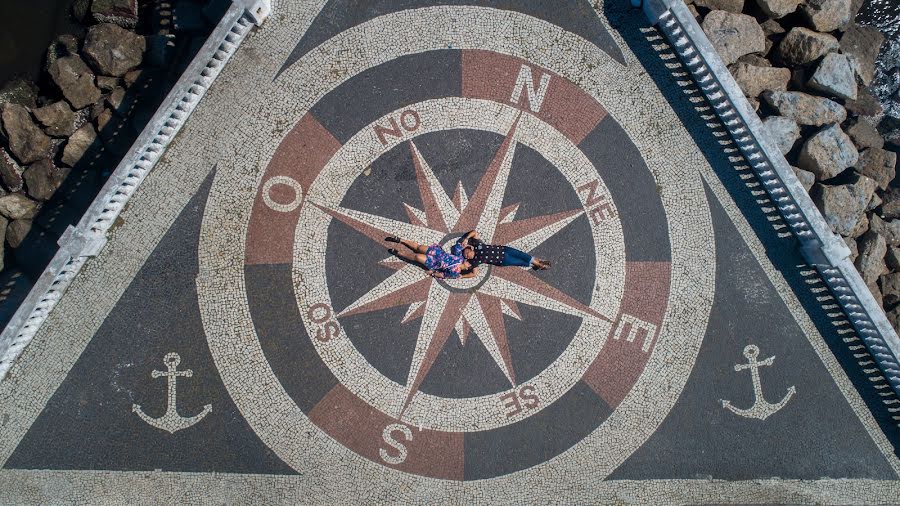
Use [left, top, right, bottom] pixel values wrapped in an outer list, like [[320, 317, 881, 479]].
[[0, 1, 897, 503]]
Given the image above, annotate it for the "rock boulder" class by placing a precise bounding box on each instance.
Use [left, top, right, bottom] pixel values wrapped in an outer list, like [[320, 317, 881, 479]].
[[755, 0, 801, 18], [23, 159, 69, 201], [811, 176, 876, 236], [854, 147, 897, 190], [91, 0, 139, 29], [792, 166, 816, 191], [1, 104, 51, 165], [731, 62, 791, 97], [695, 0, 745, 12], [761, 91, 846, 126], [777, 27, 839, 66], [807, 52, 858, 100], [856, 230, 888, 284], [870, 214, 900, 246], [840, 25, 885, 86], [0, 194, 39, 220], [882, 188, 900, 219], [0, 148, 24, 192], [48, 55, 101, 109], [32, 101, 78, 137], [847, 120, 884, 150], [798, 124, 859, 179], [702, 11, 765, 66], [762, 116, 801, 155], [6, 219, 32, 248], [803, 0, 852, 33], [61, 123, 99, 168], [82, 23, 146, 77]]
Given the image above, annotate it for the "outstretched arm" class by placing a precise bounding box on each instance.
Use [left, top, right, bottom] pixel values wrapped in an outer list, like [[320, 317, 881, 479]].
[[460, 267, 478, 279], [427, 270, 446, 279], [459, 230, 478, 247]]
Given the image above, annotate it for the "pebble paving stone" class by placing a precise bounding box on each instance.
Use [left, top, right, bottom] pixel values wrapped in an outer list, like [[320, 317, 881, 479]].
[[0, 1, 897, 504]]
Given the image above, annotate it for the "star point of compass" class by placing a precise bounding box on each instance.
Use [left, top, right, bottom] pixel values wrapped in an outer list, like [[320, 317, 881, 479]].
[[320, 116, 609, 418]]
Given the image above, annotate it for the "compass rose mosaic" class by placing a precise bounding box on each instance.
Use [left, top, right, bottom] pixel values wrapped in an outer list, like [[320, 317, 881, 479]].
[[233, 50, 682, 480]]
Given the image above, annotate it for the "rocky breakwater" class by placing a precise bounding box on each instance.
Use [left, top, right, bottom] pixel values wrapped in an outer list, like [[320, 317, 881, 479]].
[[0, 0, 216, 282], [695, 0, 900, 330]]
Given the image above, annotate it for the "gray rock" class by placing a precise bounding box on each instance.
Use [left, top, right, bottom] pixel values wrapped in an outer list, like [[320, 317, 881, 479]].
[[886, 306, 900, 333], [882, 188, 900, 219], [71, 0, 90, 21], [792, 166, 816, 191], [881, 272, 900, 306], [868, 192, 883, 211], [96, 108, 115, 137], [687, 3, 701, 20], [702, 11, 765, 66], [737, 54, 772, 67], [6, 219, 32, 248], [845, 235, 859, 261], [44, 35, 79, 74], [886, 245, 900, 270], [0, 148, 24, 192], [777, 27, 839, 66], [96, 75, 120, 92], [812, 176, 876, 235], [799, 125, 860, 179], [848, 210, 869, 238], [61, 123, 99, 168], [870, 214, 900, 246], [123, 69, 143, 88], [760, 19, 786, 36], [0, 194, 39, 220], [762, 116, 801, 155], [854, 147, 897, 190], [807, 52, 858, 100], [867, 279, 884, 307], [798, 124, 859, 179], [48, 55, 101, 110], [840, 25, 884, 86], [1, 104, 51, 165], [731, 63, 791, 97], [695, 0, 745, 11], [756, 0, 801, 18], [844, 87, 883, 117], [32, 101, 77, 137], [761, 91, 846, 126], [107, 87, 127, 114], [856, 230, 888, 284], [847, 120, 884, 150], [803, 0, 852, 33], [91, 0, 139, 29], [82, 24, 146, 78], [23, 159, 69, 202], [0, 78, 37, 109]]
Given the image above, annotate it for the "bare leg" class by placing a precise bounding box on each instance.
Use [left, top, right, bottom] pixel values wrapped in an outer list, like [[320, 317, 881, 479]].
[[391, 248, 427, 265], [400, 238, 428, 254]]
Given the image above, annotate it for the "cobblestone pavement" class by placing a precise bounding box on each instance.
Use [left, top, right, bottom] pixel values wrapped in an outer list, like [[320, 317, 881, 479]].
[[0, 1, 898, 504]]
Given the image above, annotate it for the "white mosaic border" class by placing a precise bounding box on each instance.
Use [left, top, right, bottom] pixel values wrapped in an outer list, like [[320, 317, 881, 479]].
[[638, 0, 900, 401], [0, 0, 272, 382]]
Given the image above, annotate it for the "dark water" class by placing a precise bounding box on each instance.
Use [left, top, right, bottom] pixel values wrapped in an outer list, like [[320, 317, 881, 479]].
[[0, 0, 82, 88], [855, 0, 900, 119]]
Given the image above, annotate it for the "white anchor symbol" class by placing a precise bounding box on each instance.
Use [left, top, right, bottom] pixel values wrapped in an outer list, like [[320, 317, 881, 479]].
[[720, 344, 796, 420], [132, 352, 212, 433]]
